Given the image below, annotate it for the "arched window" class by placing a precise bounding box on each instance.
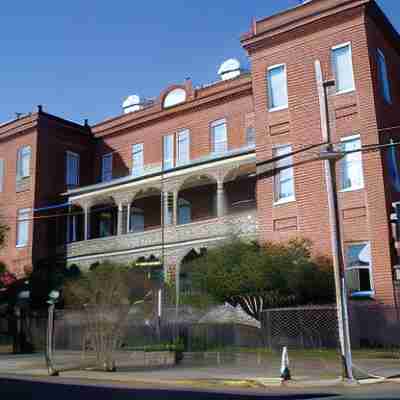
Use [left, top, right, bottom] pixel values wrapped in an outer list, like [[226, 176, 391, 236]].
[[163, 88, 186, 108], [130, 207, 145, 232], [178, 198, 191, 225]]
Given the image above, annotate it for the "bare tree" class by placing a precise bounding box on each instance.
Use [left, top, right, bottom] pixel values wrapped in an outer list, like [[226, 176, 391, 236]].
[[63, 261, 135, 371]]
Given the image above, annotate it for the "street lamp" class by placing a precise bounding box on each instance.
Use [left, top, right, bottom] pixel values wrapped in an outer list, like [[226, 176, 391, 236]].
[[45, 290, 60, 376]]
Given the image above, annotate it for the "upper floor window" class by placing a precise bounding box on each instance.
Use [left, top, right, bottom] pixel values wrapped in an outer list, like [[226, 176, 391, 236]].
[[66, 151, 80, 187], [332, 43, 355, 94], [345, 242, 373, 297], [16, 208, 30, 247], [163, 88, 186, 108], [340, 135, 364, 191], [377, 49, 392, 104], [246, 127, 256, 147], [132, 143, 144, 177], [177, 129, 190, 165], [267, 64, 288, 111], [211, 119, 228, 154], [0, 159, 4, 192], [102, 153, 113, 182], [163, 134, 174, 170], [178, 198, 192, 225], [273, 144, 295, 203], [16, 146, 31, 180], [130, 207, 145, 233]]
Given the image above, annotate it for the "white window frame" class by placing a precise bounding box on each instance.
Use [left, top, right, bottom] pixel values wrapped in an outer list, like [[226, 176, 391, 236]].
[[331, 42, 356, 95], [267, 63, 289, 112], [377, 48, 392, 104], [16, 145, 31, 180], [176, 129, 190, 166], [211, 119, 228, 154], [345, 242, 374, 296], [273, 144, 295, 205], [66, 151, 80, 187], [0, 159, 5, 192], [101, 153, 113, 182], [246, 126, 256, 147], [163, 134, 175, 171], [339, 134, 364, 192], [132, 143, 144, 177], [16, 208, 30, 248]]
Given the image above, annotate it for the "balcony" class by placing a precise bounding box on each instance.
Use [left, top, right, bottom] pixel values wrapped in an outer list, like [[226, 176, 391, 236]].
[[61, 144, 257, 264]]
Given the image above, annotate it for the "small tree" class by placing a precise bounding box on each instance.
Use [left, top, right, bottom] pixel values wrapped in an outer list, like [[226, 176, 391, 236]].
[[63, 261, 144, 371], [187, 238, 335, 320]]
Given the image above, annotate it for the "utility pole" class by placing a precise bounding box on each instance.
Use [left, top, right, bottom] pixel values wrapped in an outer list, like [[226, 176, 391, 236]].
[[315, 60, 354, 381]]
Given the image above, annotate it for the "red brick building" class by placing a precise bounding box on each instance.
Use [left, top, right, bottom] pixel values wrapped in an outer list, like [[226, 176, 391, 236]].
[[1, 0, 400, 304]]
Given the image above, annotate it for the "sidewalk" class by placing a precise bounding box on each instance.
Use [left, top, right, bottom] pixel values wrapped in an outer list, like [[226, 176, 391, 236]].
[[0, 352, 399, 390]]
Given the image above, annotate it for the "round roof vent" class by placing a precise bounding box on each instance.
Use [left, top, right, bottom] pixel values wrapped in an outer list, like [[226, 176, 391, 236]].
[[122, 95, 142, 114], [218, 58, 241, 81]]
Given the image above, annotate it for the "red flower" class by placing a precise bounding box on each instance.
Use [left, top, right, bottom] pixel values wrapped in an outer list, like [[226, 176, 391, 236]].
[[0, 271, 17, 287]]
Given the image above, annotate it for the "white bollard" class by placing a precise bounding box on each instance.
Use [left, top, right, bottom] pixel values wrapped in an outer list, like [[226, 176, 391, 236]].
[[280, 346, 291, 381]]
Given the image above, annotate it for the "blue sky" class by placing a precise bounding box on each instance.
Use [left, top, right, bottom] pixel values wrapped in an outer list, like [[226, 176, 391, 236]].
[[0, 0, 398, 125]]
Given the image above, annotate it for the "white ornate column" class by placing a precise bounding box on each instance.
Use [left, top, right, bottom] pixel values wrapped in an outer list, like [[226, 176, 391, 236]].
[[126, 202, 131, 233], [83, 202, 91, 241], [172, 190, 178, 226], [217, 180, 225, 218], [117, 202, 124, 236]]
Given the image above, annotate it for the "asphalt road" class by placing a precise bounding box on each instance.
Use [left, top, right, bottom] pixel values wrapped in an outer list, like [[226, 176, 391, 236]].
[[1, 377, 400, 400]]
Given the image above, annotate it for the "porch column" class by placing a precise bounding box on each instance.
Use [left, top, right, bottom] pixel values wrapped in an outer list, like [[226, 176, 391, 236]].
[[172, 190, 178, 226], [217, 181, 225, 218], [117, 202, 124, 236], [163, 191, 171, 225], [84, 203, 91, 241], [126, 202, 131, 233]]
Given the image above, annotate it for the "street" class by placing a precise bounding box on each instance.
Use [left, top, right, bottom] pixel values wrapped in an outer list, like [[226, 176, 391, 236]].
[[1, 377, 400, 400]]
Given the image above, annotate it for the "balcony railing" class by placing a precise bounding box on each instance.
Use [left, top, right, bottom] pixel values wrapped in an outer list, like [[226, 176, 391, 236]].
[[63, 208, 257, 260]]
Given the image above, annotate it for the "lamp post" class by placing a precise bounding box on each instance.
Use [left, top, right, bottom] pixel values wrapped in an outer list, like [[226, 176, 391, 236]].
[[45, 290, 60, 376], [315, 60, 354, 381]]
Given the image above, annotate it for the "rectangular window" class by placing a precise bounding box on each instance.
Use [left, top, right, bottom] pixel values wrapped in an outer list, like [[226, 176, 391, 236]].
[[345, 242, 373, 296], [332, 43, 355, 93], [0, 159, 4, 192], [177, 129, 190, 165], [340, 136, 364, 191], [16, 208, 30, 247], [163, 135, 174, 170], [101, 153, 113, 182], [66, 151, 80, 187], [274, 145, 295, 203], [211, 119, 228, 154], [16, 146, 31, 180], [377, 49, 392, 104], [67, 215, 77, 243], [246, 127, 256, 147], [132, 143, 144, 177], [267, 64, 288, 110]]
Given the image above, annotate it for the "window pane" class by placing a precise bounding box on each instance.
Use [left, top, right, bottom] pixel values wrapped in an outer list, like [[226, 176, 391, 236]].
[[102, 154, 113, 182], [17, 146, 31, 179], [212, 121, 227, 153], [178, 199, 191, 224], [132, 143, 144, 176], [177, 130, 190, 165], [66, 152, 79, 186], [131, 210, 144, 232], [377, 49, 392, 104], [274, 145, 294, 201], [17, 209, 29, 247], [0, 159, 4, 192], [163, 135, 174, 170], [332, 44, 355, 93], [340, 138, 364, 190], [345, 243, 372, 295], [246, 127, 256, 147], [268, 65, 288, 109]]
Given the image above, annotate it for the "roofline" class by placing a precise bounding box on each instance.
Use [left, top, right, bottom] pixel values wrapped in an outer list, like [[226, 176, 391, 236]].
[[92, 73, 252, 138], [241, 0, 372, 51]]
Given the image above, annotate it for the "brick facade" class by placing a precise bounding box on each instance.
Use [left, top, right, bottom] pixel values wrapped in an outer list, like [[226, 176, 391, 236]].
[[0, 0, 399, 304]]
